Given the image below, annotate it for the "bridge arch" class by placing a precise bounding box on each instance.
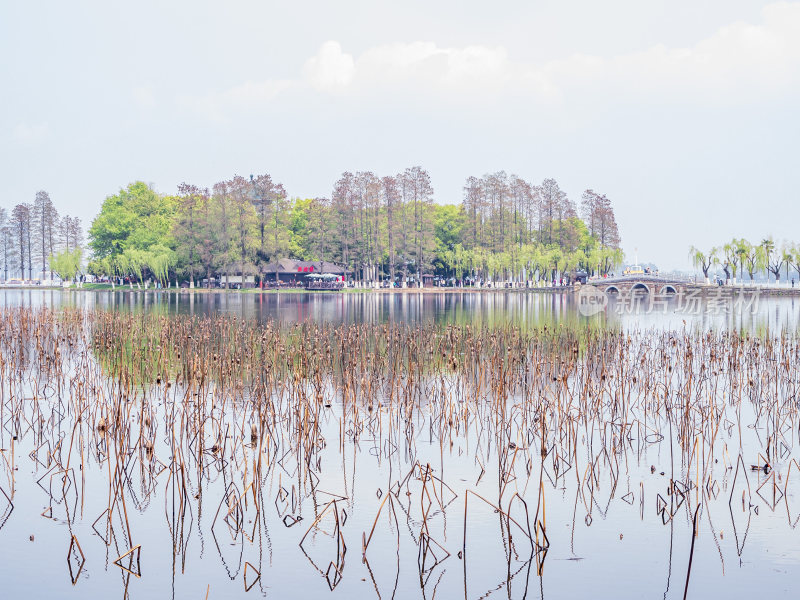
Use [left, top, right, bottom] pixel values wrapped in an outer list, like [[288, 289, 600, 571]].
[[659, 285, 678, 295], [631, 283, 650, 295], [604, 285, 620, 295]]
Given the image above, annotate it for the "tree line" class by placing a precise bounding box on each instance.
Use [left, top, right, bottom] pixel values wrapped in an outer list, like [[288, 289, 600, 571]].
[[690, 238, 800, 284], [0, 193, 83, 281], [1, 169, 624, 286]]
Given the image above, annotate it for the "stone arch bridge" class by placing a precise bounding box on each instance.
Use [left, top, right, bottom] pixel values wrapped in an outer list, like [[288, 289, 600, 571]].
[[587, 275, 697, 296]]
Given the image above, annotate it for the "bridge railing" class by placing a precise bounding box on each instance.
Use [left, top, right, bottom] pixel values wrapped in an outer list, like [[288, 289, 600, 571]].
[[589, 274, 695, 285]]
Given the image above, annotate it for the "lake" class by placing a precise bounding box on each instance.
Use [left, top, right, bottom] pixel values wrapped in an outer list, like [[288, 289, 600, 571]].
[[0, 289, 799, 599], [3, 287, 800, 331]]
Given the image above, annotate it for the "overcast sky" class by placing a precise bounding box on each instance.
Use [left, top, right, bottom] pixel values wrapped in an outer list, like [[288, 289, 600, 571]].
[[2, 0, 798, 269]]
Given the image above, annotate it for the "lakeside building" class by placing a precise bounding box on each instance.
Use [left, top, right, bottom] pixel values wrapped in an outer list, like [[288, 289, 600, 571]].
[[261, 258, 348, 285]]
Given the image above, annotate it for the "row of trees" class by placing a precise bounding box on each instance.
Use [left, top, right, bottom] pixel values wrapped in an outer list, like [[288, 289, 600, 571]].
[[0, 170, 622, 287], [690, 238, 800, 284], [462, 175, 620, 252], [458, 174, 622, 282], [84, 170, 624, 287], [0, 192, 83, 281]]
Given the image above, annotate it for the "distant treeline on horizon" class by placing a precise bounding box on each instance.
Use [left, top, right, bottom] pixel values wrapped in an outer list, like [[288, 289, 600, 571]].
[[0, 168, 623, 284]]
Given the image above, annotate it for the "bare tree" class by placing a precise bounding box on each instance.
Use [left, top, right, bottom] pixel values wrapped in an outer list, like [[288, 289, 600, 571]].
[[406, 167, 435, 277], [539, 179, 565, 246], [462, 176, 483, 249], [484, 172, 509, 253], [367, 175, 383, 284], [72, 217, 84, 251], [250, 173, 287, 284], [33, 191, 58, 278], [59, 215, 71, 252], [581, 189, 620, 249], [354, 171, 381, 283], [332, 172, 356, 280], [230, 175, 257, 285], [397, 172, 413, 283], [174, 183, 207, 287], [59, 215, 83, 253], [554, 187, 578, 251], [382, 176, 400, 284], [197, 189, 216, 287], [306, 197, 333, 265], [45, 202, 59, 278], [509, 175, 533, 247], [11, 204, 33, 278], [212, 180, 233, 287], [0, 208, 9, 281]]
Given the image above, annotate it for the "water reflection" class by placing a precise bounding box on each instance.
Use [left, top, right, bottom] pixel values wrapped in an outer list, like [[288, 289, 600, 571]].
[[2, 289, 799, 333]]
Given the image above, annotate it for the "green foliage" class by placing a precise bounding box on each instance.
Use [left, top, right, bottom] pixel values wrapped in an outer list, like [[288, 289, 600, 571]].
[[89, 182, 175, 259], [288, 198, 312, 259], [146, 244, 176, 286], [689, 246, 716, 278], [84, 174, 623, 286], [689, 237, 800, 283], [50, 248, 82, 282], [434, 204, 465, 250]]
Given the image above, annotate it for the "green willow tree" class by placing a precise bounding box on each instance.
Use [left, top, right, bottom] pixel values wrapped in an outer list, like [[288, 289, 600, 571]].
[[688, 237, 800, 285], [689, 246, 717, 283], [50, 248, 82, 284]]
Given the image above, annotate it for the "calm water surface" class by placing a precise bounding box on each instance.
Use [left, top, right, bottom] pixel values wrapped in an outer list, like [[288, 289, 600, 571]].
[[0, 289, 798, 600], [4, 288, 800, 332]]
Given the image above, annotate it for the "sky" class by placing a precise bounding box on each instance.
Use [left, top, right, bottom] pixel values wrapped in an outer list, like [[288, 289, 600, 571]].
[[2, 0, 799, 270]]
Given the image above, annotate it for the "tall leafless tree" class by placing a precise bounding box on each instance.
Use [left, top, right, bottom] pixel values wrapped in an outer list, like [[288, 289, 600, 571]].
[[462, 176, 483, 249], [305, 197, 333, 266], [539, 179, 566, 247], [11, 204, 33, 279], [230, 175, 256, 284], [212, 180, 233, 287], [580, 189, 620, 249], [33, 191, 59, 278], [403, 166, 435, 277], [332, 172, 356, 280], [250, 173, 287, 283], [59, 215, 83, 252], [382, 176, 400, 283], [0, 208, 9, 281], [174, 183, 207, 286]]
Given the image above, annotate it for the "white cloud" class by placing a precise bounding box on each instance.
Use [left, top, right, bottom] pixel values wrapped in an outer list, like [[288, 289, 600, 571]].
[[303, 41, 355, 91], [12, 122, 49, 145], [181, 2, 800, 120], [336, 2, 800, 101], [356, 42, 510, 88], [546, 2, 800, 101]]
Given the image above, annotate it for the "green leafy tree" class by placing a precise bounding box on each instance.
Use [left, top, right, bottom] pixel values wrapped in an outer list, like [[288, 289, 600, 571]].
[[689, 246, 716, 282], [733, 239, 750, 283], [743, 242, 764, 281], [50, 248, 82, 283], [122, 247, 148, 287], [88, 256, 117, 287], [434, 205, 465, 252], [719, 243, 739, 283], [146, 244, 176, 287], [761, 238, 777, 282], [89, 181, 176, 260], [789, 244, 800, 285]]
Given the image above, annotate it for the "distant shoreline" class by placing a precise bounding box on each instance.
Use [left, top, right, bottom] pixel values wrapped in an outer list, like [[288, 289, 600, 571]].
[[3, 283, 800, 296]]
